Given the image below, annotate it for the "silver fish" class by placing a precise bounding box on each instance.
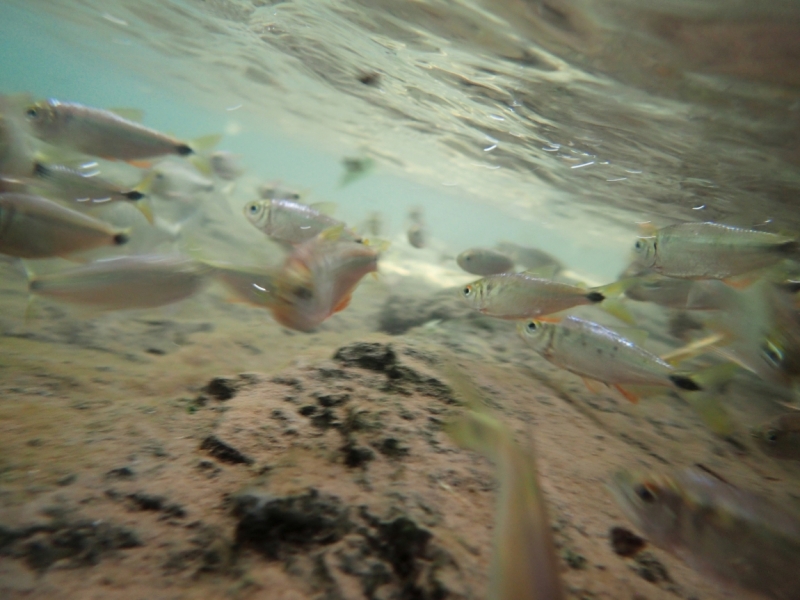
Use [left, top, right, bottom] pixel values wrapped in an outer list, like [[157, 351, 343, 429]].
[[495, 242, 563, 274], [0, 193, 128, 258], [457, 247, 514, 276], [209, 151, 243, 181], [244, 198, 356, 246], [633, 222, 797, 280], [29, 255, 207, 310], [610, 467, 800, 600], [203, 260, 275, 308]]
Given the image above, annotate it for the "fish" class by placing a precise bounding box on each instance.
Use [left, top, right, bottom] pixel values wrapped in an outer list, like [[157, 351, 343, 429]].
[[30, 162, 154, 223], [28, 255, 208, 310], [361, 211, 383, 237], [0, 193, 128, 259], [457, 247, 515, 276], [633, 222, 798, 280], [0, 107, 34, 177], [407, 222, 426, 249], [25, 98, 219, 162], [267, 227, 381, 332], [202, 260, 276, 308], [518, 315, 700, 402], [339, 156, 374, 187], [209, 151, 243, 181], [243, 198, 358, 246], [753, 413, 800, 461], [460, 273, 610, 320], [149, 159, 214, 201], [609, 467, 800, 600], [447, 409, 565, 600], [0, 175, 28, 195], [495, 242, 563, 274], [257, 181, 302, 201]]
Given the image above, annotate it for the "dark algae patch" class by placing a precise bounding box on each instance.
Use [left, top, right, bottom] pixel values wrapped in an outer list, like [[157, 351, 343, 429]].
[[200, 435, 254, 465]]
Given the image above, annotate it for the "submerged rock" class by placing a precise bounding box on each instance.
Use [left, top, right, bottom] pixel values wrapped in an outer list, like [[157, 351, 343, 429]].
[[378, 287, 473, 334]]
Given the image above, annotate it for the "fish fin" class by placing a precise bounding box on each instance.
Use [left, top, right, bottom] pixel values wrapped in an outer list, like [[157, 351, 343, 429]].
[[127, 159, 152, 169], [683, 392, 735, 436], [523, 265, 558, 279], [614, 385, 640, 404], [361, 237, 391, 253], [333, 293, 352, 314], [319, 224, 346, 242], [188, 154, 213, 176], [133, 200, 155, 225], [190, 134, 222, 153], [370, 272, 379, 281], [581, 377, 605, 394], [537, 315, 563, 324], [309, 201, 337, 216], [722, 274, 760, 290], [660, 333, 726, 365], [108, 107, 145, 122], [686, 362, 740, 390], [131, 170, 156, 196], [599, 297, 636, 325], [596, 277, 638, 298]]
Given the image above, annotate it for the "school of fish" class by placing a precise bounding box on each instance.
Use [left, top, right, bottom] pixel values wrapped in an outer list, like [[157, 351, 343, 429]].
[[3, 92, 800, 600]]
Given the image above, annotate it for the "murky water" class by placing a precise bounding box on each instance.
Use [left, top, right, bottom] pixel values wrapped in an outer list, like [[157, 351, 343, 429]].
[[2, 1, 800, 599]]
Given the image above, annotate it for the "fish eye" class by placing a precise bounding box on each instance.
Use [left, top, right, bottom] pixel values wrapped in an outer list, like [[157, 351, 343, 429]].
[[525, 321, 537, 333], [765, 429, 779, 443], [635, 484, 656, 503], [634, 240, 643, 250], [462, 285, 472, 297], [762, 342, 784, 368], [293, 286, 313, 300], [25, 106, 38, 119], [248, 203, 259, 214]]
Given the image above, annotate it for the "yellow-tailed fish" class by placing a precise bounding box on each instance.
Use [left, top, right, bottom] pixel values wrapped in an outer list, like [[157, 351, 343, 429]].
[[753, 413, 800, 461], [25, 98, 219, 162], [461, 273, 617, 320], [149, 159, 214, 201], [633, 222, 798, 280], [28, 255, 207, 310], [243, 198, 358, 246], [0, 193, 128, 259], [257, 181, 303, 201], [457, 247, 515, 276], [447, 409, 565, 600], [209, 151, 243, 181], [624, 273, 702, 309], [609, 467, 800, 600], [268, 227, 381, 332], [495, 242, 563, 274], [31, 162, 154, 223], [202, 260, 276, 308], [518, 316, 701, 403]]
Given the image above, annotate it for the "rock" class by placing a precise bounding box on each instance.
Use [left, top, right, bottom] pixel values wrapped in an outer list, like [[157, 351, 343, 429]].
[[233, 489, 351, 560], [334, 342, 397, 371], [609, 526, 646, 557], [203, 377, 239, 400], [378, 287, 473, 334], [105, 466, 136, 480], [632, 551, 671, 584], [342, 442, 375, 468], [200, 435, 254, 465]]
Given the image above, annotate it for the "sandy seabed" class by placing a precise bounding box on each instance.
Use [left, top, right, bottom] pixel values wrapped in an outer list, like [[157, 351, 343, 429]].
[[0, 259, 792, 600]]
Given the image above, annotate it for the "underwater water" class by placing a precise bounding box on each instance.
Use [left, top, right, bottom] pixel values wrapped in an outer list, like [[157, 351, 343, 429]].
[[2, 1, 800, 599]]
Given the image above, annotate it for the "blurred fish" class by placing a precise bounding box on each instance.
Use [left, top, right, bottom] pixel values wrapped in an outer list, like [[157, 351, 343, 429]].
[[268, 227, 381, 331], [495, 242, 563, 274], [0, 99, 35, 177], [461, 273, 612, 320], [633, 222, 798, 280], [209, 151, 243, 181], [407, 222, 426, 249], [609, 467, 800, 600], [753, 413, 800, 461], [0, 193, 128, 258], [244, 198, 357, 246], [149, 159, 214, 201], [31, 162, 154, 223], [28, 255, 207, 310], [339, 155, 374, 187], [25, 99, 220, 162], [257, 181, 302, 201], [457, 247, 514, 276], [361, 211, 383, 237], [0, 175, 28, 195], [202, 260, 275, 308], [518, 316, 700, 403], [447, 409, 565, 600]]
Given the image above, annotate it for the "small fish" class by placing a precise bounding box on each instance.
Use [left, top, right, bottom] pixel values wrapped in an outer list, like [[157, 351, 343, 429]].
[[149, 159, 214, 201], [361, 211, 383, 237], [339, 156, 374, 187], [518, 316, 700, 402], [495, 242, 563, 274], [209, 151, 243, 181], [25, 98, 219, 162], [461, 273, 608, 320], [457, 247, 515, 276], [203, 260, 275, 308], [407, 222, 426, 249], [28, 255, 207, 310], [30, 162, 154, 223], [257, 181, 302, 201], [0, 108, 34, 177], [0, 193, 128, 259], [633, 222, 798, 280], [244, 198, 357, 246], [753, 413, 800, 461], [609, 467, 800, 600], [268, 227, 380, 332], [447, 409, 565, 600]]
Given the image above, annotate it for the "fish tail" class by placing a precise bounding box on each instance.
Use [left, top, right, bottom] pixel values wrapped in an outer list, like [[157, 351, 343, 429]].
[[585, 291, 604, 303], [598, 297, 636, 325], [113, 230, 131, 246], [446, 410, 507, 461], [668, 373, 702, 392]]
